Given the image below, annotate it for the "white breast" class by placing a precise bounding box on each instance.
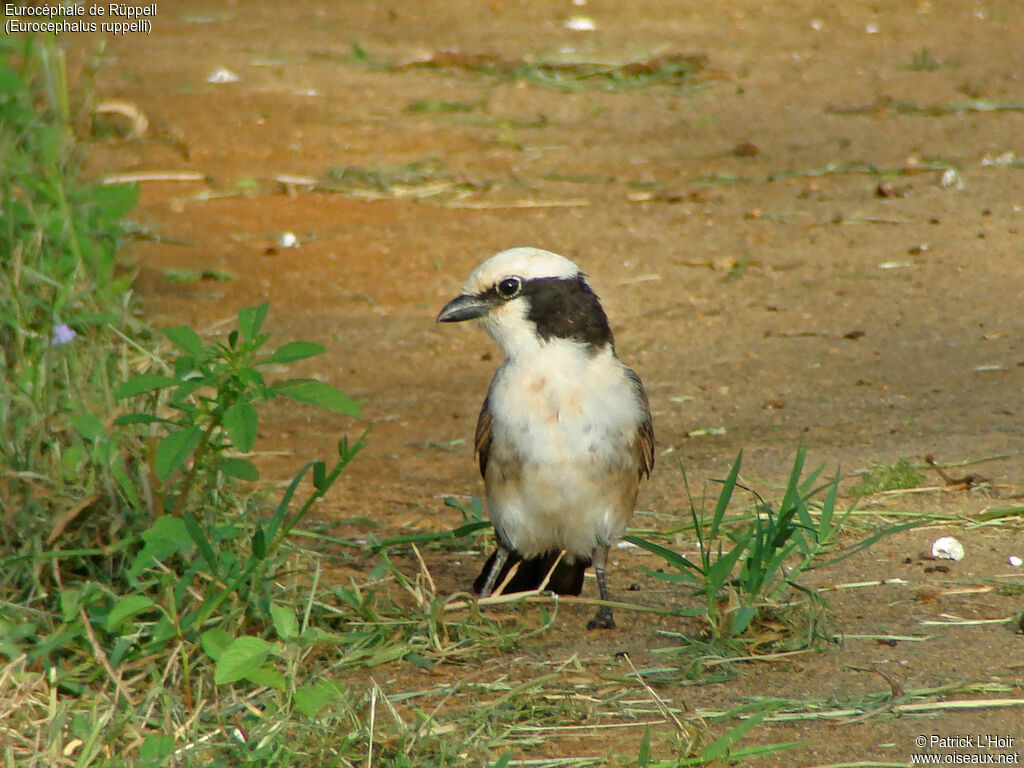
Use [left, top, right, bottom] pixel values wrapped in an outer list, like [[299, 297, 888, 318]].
[[484, 340, 645, 559]]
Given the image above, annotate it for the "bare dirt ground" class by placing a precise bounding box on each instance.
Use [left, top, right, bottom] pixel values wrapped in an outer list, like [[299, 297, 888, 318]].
[[65, 0, 1024, 764]]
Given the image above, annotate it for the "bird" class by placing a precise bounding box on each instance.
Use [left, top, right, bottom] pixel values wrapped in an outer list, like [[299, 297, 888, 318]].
[[437, 247, 654, 629]]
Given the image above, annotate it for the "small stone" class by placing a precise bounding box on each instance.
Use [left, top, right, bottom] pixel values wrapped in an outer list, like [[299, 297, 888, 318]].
[[564, 15, 596, 31], [206, 68, 241, 84], [938, 168, 962, 189], [930, 536, 964, 561]]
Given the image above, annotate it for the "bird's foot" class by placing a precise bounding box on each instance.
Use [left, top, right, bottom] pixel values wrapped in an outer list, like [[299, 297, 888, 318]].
[[586, 607, 616, 630]]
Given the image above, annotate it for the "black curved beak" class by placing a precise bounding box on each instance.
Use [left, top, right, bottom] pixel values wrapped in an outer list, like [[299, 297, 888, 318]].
[[437, 294, 489, 323]]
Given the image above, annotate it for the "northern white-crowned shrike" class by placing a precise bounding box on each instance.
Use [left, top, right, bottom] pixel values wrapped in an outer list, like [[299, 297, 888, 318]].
[[438, 247, 654, 629]]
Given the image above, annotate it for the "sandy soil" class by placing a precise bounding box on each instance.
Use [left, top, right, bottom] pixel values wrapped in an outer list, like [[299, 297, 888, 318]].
[[60, 0, 1024, 763]]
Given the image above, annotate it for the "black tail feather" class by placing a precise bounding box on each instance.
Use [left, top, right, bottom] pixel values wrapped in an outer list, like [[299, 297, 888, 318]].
[[473, 549, 589, 596]]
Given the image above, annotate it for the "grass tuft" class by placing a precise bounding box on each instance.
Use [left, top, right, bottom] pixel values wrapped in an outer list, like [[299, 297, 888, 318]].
[[0, 36, 145, 557], [629, 446, 923, 654], [856, 457, 924, 494]]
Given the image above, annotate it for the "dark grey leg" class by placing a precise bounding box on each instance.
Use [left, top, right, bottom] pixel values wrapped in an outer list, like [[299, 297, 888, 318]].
[[586, 544, 616, 630], [477, 543, 511, 597]]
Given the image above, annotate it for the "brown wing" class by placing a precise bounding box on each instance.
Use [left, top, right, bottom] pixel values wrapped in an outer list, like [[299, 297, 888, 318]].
[[627, 367, 655, 480], [474, 394, 492, 478]]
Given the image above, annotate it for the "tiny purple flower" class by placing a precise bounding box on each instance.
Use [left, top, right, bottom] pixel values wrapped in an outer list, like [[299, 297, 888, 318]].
[[51, 324, 77, 346]]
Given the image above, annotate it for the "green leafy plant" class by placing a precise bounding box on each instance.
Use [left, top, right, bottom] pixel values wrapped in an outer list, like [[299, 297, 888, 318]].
[[106, 302, 364, 643], [115, 301, 360, 517], [119, 430, 363, 651], [2, 288, 367, 762]]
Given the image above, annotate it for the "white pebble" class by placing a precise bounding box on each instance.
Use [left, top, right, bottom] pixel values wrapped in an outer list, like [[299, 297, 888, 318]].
[[564, 15, 596, 31], [207, 68, 240, 84], [938, 168, 962, 189], [1008, 555, 1023, 567], [931, 536, 964, 561]]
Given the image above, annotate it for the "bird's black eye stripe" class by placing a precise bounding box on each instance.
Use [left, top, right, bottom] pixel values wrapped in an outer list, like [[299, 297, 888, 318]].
[[496, 276, 522, 299]]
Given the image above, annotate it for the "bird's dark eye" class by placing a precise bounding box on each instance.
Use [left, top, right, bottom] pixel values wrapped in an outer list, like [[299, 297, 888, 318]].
[[496, 276, 522, 299]]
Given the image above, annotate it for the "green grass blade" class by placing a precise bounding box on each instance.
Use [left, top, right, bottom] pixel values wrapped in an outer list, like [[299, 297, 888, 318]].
[[624, 535, 703, 575], [812, 520, 928, 570], [708, 451, 742, 540], [699, 705, 776, 762], [182, 509, 218, 575], [264, 460, 317, 544], [776, 444, 807, 528], [706, 531, 751, 592]]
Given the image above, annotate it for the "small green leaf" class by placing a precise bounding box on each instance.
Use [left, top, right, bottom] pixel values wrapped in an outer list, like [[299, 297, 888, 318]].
[[162, 325, 206, 357], [154, 426, 203, 482], [168, 377, 203, 404], [270, 602, 299, 641], [223, 400, 258, 452], [138, 734, 175, 768], [274, 379, 361, 417], [61, 443, 85, 473], [237, 367, 265, 388], [246, 664, 286, 690], [295, 680, 347, 718], [214, 636, 277, 685], [144, 516, 192, 548], [171, 356, 198, 379], [218, 456, 259, 481], [264, 341, 325, 364], [105, 595, 156, 633], [115, 374, 179, 399], [60, 588, 84, 622], [238, 302, 269, 342], [71, 413, 106, 442], [200, 627, 233, 660], [127, 516, 194, 581]]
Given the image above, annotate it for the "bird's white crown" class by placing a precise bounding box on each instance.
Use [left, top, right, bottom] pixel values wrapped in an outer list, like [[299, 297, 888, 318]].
[[462, 247, 582, 295]]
